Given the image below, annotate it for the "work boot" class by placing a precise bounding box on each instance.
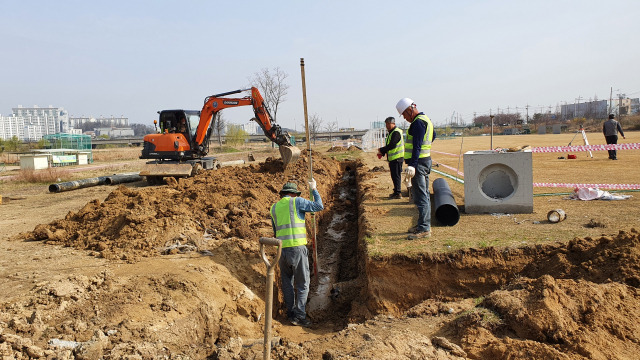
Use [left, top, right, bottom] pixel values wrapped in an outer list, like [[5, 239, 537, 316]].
[[407, 225, 418, 234], [389, 193, 402, 199], [408, 231, 431, 240], [296, 317, 312, 327]]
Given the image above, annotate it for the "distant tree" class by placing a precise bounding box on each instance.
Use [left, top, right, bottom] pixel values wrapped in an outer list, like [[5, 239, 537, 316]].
[[249, 67, 289, 122], [324, 121, 338, 142], [0, 138, 4, 153], [309, 113, 323, 144], [214, 113, 227, 147], [76, 122, 100, 133], [225, 125, 248, 146], [571, 117, 587, 128], [5, 136, 20, 151], [130, 123, 156, 136], [532, 113, 544, 124], [36, 138, 48, 149]]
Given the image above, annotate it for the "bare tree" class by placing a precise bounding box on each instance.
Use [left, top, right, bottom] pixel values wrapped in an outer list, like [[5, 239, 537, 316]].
[[213, 113, 226, 147], [309, 113, 323, 145], [324, 121, 338, 142], [248, 67, 289, 122]]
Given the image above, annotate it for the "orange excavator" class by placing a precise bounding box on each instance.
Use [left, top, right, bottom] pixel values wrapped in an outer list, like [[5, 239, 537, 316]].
[[140, 87, 300, 183]]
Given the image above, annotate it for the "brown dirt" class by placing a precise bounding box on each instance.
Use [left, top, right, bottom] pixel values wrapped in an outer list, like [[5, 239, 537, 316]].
[[1, 132, 640, 359]]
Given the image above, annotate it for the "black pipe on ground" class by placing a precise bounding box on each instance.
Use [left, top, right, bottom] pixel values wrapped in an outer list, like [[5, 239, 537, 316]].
[[49, 176, 108, 193], [105, 173, 143, 185], [433, 178, 460, 226]]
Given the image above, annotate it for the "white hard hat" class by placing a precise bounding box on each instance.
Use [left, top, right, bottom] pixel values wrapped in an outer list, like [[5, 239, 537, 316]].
[[396, 98, 414, 115]]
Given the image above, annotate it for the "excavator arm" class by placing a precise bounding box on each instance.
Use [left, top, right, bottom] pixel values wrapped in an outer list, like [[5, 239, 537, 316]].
[[194, 87, 300, 169]]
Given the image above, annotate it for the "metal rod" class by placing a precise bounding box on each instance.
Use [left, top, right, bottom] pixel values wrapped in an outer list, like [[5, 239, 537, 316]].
[[300, 58, 318, 278], [490, 114, 495, 150], [259, 237, 282, 360]]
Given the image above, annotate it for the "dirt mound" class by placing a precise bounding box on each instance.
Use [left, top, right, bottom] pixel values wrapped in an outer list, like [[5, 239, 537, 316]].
[[15, 152, 342, 262], [327, 146, 347, 152], [0, 239, 269, 359], [445, 230, 640, 359], [459, 275, 640, 359]]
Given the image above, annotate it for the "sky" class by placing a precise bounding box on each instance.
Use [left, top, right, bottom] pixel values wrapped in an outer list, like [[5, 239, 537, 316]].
[[2, 0, 639, 130]]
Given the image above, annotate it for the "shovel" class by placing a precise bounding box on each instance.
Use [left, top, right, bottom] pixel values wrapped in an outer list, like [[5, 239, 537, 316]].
[[259, 237, 282, 360]]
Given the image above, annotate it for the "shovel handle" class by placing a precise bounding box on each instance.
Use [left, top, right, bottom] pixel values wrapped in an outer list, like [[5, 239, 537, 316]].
[[259, 237, 282, 360], [259, 237, 282, 270]]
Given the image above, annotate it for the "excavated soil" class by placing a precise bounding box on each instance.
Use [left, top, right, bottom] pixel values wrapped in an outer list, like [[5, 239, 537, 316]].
[[16, 151, 342, 262], [3, 149, 640, 359]]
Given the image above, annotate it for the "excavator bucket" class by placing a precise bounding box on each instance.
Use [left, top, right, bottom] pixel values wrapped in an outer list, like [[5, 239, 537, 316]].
[[279, 145, 301, 171]]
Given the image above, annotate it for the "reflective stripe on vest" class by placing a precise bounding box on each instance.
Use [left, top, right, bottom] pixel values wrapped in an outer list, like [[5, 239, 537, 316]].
[[270, 197, 307, 248], [385, 127, 404, 161], [404, 114, 434, 159]]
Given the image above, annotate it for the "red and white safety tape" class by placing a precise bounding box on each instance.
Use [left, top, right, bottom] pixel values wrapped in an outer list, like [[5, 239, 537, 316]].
[[533, 183, 640, 189], [436, 162, 465, 177], [433, 143, 640, 156], [431, 150, 461, 157], [530, 143, 640, 153], [431, 165, 639, 189]]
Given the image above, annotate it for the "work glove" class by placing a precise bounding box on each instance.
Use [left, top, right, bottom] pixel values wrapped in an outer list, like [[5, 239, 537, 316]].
[[403, 171, 412, 189], [308, 178, 317, 190], [377, 152, 383, 160], [405, 166, 415, 178]]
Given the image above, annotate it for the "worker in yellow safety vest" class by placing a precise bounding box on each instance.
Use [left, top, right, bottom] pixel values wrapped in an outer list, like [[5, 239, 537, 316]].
[[396, 97, 436, 240], [377, 116, 404, 199], [270, 180, 323, 327]]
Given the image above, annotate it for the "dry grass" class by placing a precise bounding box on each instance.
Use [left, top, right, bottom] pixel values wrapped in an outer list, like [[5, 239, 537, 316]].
[[0, 153, 20, 165], [92, 147, 142, 162], [14, 168, 73, 183]]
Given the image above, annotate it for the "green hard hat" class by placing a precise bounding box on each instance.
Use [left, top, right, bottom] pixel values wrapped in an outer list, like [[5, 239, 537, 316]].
[[279, 182, 301, 195]]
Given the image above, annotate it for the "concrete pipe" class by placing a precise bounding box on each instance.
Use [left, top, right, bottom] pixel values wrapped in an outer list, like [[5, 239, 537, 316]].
[[105, 173, 143, 185], [49, 176, 108, 193], [433, 178, 460, 226]]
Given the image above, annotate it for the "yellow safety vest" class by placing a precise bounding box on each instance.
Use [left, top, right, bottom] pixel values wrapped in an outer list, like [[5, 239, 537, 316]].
[[404, 114, 434, 160], [270, 197, 307, 248], [385, 127, 404, 161]]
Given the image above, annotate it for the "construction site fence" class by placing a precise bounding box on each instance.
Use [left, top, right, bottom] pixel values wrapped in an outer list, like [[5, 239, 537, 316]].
[[361, 128, 387, 152]]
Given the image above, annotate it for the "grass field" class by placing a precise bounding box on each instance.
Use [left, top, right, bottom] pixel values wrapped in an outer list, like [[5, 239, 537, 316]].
[[358, 130, 640, 256]]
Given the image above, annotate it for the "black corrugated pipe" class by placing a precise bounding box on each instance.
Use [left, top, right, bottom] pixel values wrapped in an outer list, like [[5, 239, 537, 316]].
[[433, 178, 460, 226], [49, 176, 108, 193], [104, 173, 143, 185]]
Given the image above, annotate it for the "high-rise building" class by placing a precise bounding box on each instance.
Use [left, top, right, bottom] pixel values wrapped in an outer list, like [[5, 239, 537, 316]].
[[1, 105, 70, 141]]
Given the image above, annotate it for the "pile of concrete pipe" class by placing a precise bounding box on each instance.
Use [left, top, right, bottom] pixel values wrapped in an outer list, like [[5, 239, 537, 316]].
[[49, 173, 143, 193]]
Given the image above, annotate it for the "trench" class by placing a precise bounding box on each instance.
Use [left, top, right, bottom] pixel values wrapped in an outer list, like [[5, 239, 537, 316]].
[[365, 232, 640, 316], [308, 161, 640, 320], [305, 162, 363, 323]]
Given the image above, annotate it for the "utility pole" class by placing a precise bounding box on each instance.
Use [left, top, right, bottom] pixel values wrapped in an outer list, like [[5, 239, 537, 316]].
[[526, 104, 529, 124], [574, 96, 582, 119], [609, 87, 613, 114], [618, 93, 625, 118], [490, 114, 495, 150]]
